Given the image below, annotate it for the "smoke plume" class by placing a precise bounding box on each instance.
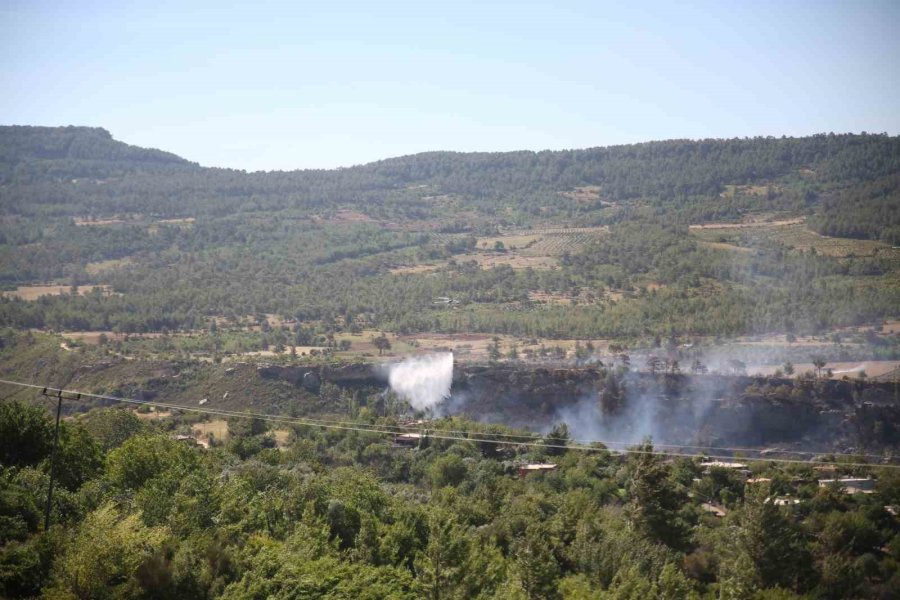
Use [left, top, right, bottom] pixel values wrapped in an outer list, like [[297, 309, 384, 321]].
[[388, 353, 454, 412]]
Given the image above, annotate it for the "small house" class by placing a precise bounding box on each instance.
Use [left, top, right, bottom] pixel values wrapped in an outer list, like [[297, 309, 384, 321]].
[[516, 464, 558, 477], [393, 432, 424, 448]]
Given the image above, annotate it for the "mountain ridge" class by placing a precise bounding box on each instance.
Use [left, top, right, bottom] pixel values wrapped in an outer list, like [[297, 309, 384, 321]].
[[2, 124, 898, 177]]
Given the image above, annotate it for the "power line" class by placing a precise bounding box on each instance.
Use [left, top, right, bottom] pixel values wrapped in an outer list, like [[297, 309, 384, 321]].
[[3, 377, 874, 460], [0, 378, 897, 469], [239, 411, 893, 460], [1, 378, 889, 461], [0, 378, 893, 464]]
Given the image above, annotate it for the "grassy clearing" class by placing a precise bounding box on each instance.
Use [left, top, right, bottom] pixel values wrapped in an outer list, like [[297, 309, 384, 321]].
[[192, 419, 229, 442], [272, 429, 291, 448], [719, 184, 777, 198], [236, 346, 326, 358], [389, 263, 443, 274], [332, 330, 419, 357], [881, 320, 900, 334], [61, 331, 171, 345], [558, 185, 612, 204], [466, 228, 607, 270], [329, 330, 605, 361], [527, 287, 607, 306], [465, 253, 560, 270], [476, 234, 544, 250], [390, 332, 606, 361], [388, 226, 605, 273], [85, 258, 133, 275], [698, 240, 756, 254], [3, 284, 113, 301], [134, 408, 172, 420], [746, 360, 899, 379], [769, 225, 894, 257]]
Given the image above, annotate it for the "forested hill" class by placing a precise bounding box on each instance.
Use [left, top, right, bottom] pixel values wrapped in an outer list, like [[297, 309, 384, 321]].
[[2, 126, 899, 228], [0, 125, 194, 183], [1, 126, 898, 339], [362, 134, 900, 198]]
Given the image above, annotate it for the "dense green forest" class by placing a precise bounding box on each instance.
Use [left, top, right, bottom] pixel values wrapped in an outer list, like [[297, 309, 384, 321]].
[[1, 397, 899, 600], [1, 127, 898, 342]]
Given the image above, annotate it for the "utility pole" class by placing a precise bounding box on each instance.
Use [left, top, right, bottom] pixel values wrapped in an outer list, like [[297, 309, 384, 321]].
[[42, 387, 79, 530]]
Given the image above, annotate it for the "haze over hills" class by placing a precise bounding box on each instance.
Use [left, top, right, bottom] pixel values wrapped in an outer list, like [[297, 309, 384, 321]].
[[1, 124, 898, 419], [2, 126, 900, 599], [5, 1, 900, 596]]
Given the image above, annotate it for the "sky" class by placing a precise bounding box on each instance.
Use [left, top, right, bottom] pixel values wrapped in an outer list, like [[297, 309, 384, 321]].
[[2, 0, 898, 171]]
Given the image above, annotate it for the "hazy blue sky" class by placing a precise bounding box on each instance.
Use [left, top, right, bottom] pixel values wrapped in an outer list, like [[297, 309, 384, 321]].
[[3, 0, 898, 171]]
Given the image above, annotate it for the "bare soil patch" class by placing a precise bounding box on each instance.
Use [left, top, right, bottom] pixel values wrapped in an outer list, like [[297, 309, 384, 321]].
[[389, 263, 444, 275], [135, 409, 173, 421]]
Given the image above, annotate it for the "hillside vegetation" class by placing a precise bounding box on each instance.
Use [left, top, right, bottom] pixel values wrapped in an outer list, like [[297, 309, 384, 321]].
[[1, 129, 900, 599], [1, 127, 898, 347]]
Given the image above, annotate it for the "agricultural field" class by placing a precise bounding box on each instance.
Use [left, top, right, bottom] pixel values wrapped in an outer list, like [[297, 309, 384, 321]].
[[389, 226, 606, 273], [468, 227, 606, 267], [690, 220, 897, 258]]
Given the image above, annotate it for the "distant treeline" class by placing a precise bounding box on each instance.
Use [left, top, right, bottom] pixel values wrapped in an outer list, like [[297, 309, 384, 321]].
[[2, 127, 899, 228]]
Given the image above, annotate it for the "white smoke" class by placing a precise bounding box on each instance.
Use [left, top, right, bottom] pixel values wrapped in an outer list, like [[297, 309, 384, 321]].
[[388, 353, 454, 412], [830, 363, 869, 375]]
